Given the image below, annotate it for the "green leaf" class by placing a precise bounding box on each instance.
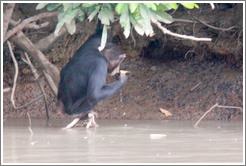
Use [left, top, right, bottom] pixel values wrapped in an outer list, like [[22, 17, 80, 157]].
[[98, 9, 110, 25], [47, 3, 61, 11], [82, 3, 97, 8], [130, 15, 144, 36], [156, 3, 172, 11], [139, 4, 149, 20], [139, 4, 153, 36], [169, 3, 178, 9], [194, 4, 199, 8], [123, 17, 130, 38], [119, 8, 130, 38], [77, 12, 85, 22], [54, 20, 65, 36], [86, 6, 97, 14], [115, 3, 129, 14], [64, 8, 79, 24], [98, 25, 108, 51], [88, 6, 100, 22], [129, 3, 139, 13], [73, 3, 81, 9], [36, 3, 48, 10], [144, 3, 157, 11], [150, 10, 173, 24], [103, 4, 114, 22], [63, 3, 73, 11], [65, 19, 76, 35], [181, 3, 195, 9], [57, 12, 65, 21]]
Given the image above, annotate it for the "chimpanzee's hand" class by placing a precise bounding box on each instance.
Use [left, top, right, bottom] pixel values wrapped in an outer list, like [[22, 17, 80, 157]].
[[120, 74, 128, 83], [119, 70, 129, 83]]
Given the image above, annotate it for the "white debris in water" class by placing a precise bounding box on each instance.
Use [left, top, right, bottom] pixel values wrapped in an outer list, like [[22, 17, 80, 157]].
[[123, 112, 126, 116], [124, 124, 127, 127], [31, 141, 37, 145], [150, 134, 167, 140], [84, 137, 88, 139]]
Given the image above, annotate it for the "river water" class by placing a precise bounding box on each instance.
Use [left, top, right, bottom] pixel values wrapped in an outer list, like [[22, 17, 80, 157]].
[[2, 119, 244, 164]]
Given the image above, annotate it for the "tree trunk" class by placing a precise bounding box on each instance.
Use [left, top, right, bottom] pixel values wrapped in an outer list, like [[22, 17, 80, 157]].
[[10, 31, 60, 95], [3, 3, 15, 38]]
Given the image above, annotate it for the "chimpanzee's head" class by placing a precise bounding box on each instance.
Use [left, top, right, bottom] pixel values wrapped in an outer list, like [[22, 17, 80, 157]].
[[101, 43, 126, 76]]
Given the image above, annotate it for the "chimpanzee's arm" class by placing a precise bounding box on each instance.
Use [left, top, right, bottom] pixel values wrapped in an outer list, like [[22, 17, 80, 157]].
[[87, 60, 127, 105]]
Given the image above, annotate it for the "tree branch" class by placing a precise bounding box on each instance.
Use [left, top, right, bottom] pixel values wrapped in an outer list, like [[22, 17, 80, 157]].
[[10, 31, 60, 95], [151, 19, 212, 42], [7, 41, 44, 110], [3, 3, 15, 38], [194, 103, 243, 127], [22, 52, 50, 119], [11, 19, 50, 29], [10, 19, 67, 52], [193, 16, 235, 31], [4, 11, 58, 43], [34, 25, 68, 52]]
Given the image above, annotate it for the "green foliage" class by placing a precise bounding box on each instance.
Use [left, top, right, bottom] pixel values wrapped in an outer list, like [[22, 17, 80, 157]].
[[36, 3, 199, 50], [181, 3, 199, 9]]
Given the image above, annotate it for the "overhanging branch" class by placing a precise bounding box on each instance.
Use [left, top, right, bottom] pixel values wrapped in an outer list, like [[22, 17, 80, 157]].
[[151, 19, 212, 42], [4, 11, 58, 43]]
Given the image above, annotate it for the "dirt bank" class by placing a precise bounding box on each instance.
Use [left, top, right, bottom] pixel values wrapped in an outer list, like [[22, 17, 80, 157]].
[[3, 53, 243, 121], [3, 3, 243, 121]]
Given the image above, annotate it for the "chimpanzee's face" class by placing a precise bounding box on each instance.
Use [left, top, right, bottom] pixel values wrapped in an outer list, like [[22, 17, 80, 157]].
[[108, 54, 126, 76]]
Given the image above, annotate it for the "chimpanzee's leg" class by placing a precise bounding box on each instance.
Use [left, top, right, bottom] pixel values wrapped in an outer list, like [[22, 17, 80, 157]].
[[62, 118, 81, 129], [62, 111, 98, 129], [86, 111, 99, 128]]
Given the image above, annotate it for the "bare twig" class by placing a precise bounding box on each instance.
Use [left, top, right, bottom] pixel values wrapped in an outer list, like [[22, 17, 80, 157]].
[[27, 22, 49, 29], [193, 16, 235, 31], [173, 18, 196, 24], [151, 19, 212, 42], [7, 41, 44, 110], [190, 82, 202, 91], [217, 105, 243, 111], [7, 40, 20, 109], [3, 3, 15, 38], [27, 112, 34, 136], [209, 31, 224, 49], [210, 3, 215, 10], [194, 103, 243, 127], [4, 11, 58, 42], [130, 26, 136, 47], [43, 71, 58, 96], [10, 19, 49, 29], [184, 50, 195, 59], [22, 52, 50, 119], [9, 19, 21, 26]]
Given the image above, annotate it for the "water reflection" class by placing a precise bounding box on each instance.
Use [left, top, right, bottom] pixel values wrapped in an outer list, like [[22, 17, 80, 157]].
[[3, 119, 243, 163]]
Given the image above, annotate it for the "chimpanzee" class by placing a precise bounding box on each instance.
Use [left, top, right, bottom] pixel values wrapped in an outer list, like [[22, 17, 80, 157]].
[[57, 30, 128, 129]]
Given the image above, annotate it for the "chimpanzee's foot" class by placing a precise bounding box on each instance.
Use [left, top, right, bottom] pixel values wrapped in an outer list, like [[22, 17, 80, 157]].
[[62, 118, 80, 129], [86, 112, 99, 128]]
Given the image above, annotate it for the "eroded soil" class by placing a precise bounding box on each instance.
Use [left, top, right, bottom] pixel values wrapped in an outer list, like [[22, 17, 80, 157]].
[[3, 52, 243, 121]]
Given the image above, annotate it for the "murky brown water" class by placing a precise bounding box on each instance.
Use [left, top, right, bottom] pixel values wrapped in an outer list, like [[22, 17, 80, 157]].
[[2, 119, 244, 164]]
